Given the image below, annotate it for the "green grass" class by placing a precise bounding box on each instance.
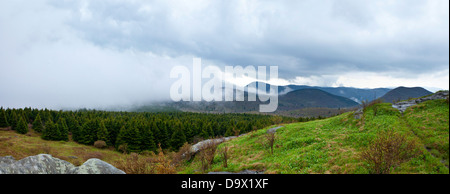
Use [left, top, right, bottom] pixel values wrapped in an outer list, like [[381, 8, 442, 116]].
[[1, 99, 448, 174], [181, 101, 449, 174], [403, 99, 449, 167]]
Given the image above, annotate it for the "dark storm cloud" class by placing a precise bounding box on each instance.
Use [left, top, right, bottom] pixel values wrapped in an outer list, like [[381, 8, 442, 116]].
[[0, 0, 448, 109], [54, 0, 448, 78]]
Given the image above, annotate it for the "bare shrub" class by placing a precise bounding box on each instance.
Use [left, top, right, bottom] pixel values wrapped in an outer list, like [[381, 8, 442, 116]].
[[265, 132, 276, 155], [114, 144, 177, 174], [114, 152, 155, 174], [222, 145, 229, 168], [361, 100, 369, 111], [198, 140, 219, 173], [154, 144, 177, 174], [118, 144, 128, 154], [360, 129, 422, 174], [173, 142, 193, 164], [93, 140, 107, 149]]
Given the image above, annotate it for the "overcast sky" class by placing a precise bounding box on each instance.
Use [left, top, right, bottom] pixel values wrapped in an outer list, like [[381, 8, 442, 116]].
[[0, 0, 449, 109]]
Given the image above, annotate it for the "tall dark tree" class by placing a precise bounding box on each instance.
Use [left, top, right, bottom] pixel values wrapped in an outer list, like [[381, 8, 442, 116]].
[[57, 117, 69, 141], [159, 125, 170, 149], [42, 119, 60, 141], [224, 127, 234, 137], [16, 116, 28, 134], [97, 120, 110, 145], [79, 119, 99, 145], [32, 113, 44, 133], [0, 107, 9, 128], [140, 127, 156, 152], [10, 111, 18, 131], [170, 124, 187, 151], [116, 120, 141, 153]]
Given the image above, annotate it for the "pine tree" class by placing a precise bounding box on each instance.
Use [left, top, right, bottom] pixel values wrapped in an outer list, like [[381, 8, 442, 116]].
[[42, 119, 60, 141], [151, 121, 161, 143], [140, 127, 156, 152], [159, 126, 170, 149], [170, 125, 186, 151], [97, 120, 110, 145], [16, 116, 28, 134], [0, 107, 9, 128], [224, 127, 234, 137], [116, 122, 141, 153], [57, 117, 69, 141], [32, 113, 44, 133], [71, 120, 82, 142], [79, 119, 99, 145], [200, 127, 210, 139], [208, 123, 215, 137], [10, 111, 18, 131]]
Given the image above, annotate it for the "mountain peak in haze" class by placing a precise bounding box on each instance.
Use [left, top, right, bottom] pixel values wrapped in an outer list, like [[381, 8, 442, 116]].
[[379, 86, 432, 103], [277, 89, 359, 110]]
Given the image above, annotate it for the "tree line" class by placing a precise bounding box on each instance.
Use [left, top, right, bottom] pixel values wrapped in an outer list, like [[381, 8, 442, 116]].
[[0, 107, 319, 153]]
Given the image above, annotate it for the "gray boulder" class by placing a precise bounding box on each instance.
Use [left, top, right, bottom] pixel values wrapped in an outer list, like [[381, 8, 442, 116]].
[[0, 154, 125, 174], [266, 126, 283, 134], [392, 91, 449, 113], [69, 158, 125, 174], [189, 134, 246, 154]]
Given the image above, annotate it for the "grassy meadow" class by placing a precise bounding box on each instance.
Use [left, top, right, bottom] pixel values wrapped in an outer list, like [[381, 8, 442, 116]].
[[1, 99, 448, 174]]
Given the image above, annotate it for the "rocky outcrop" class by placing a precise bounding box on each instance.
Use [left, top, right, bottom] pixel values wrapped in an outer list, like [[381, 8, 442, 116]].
[[190, 136, 243, 154], [0, 154, 125, 174], [392, 91, 449, 113], [266, 126, 283, 134], [189, 126, 284, 155]]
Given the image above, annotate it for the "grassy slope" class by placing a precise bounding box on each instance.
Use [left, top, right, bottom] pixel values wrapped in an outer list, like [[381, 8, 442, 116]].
[[0, 130, 124, 167], [1, 99, 448, 174], [181, 100, 449, 174], [403, 99, 449, 167]]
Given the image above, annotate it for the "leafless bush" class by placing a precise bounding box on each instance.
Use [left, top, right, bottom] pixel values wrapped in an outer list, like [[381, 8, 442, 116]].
[[114, 152, 155, 174], [265, 132, 276, 155], [154, 144, 177, 174], [93, 140, 107, 149], [198, 140, 219, 173], [360, 129, 422, 174], [222, 145, 229, 168], [173, 142, 193, 165], [118, 144, 128, 154]]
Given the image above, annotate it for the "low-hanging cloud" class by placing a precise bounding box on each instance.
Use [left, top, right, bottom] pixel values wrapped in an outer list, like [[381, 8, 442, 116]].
[[0, 0, 448, 109]]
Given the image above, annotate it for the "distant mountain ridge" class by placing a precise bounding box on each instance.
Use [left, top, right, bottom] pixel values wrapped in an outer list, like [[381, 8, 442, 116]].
[[277, 89, 359, 110], [166, 87, 359, 114], [130, 83, 433, 118], [379, 86, 433, 103], [247, 81, 391, 103]]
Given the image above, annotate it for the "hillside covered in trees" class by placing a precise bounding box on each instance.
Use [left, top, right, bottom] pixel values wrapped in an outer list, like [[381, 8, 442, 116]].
[[0, 107, 300, 153]]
